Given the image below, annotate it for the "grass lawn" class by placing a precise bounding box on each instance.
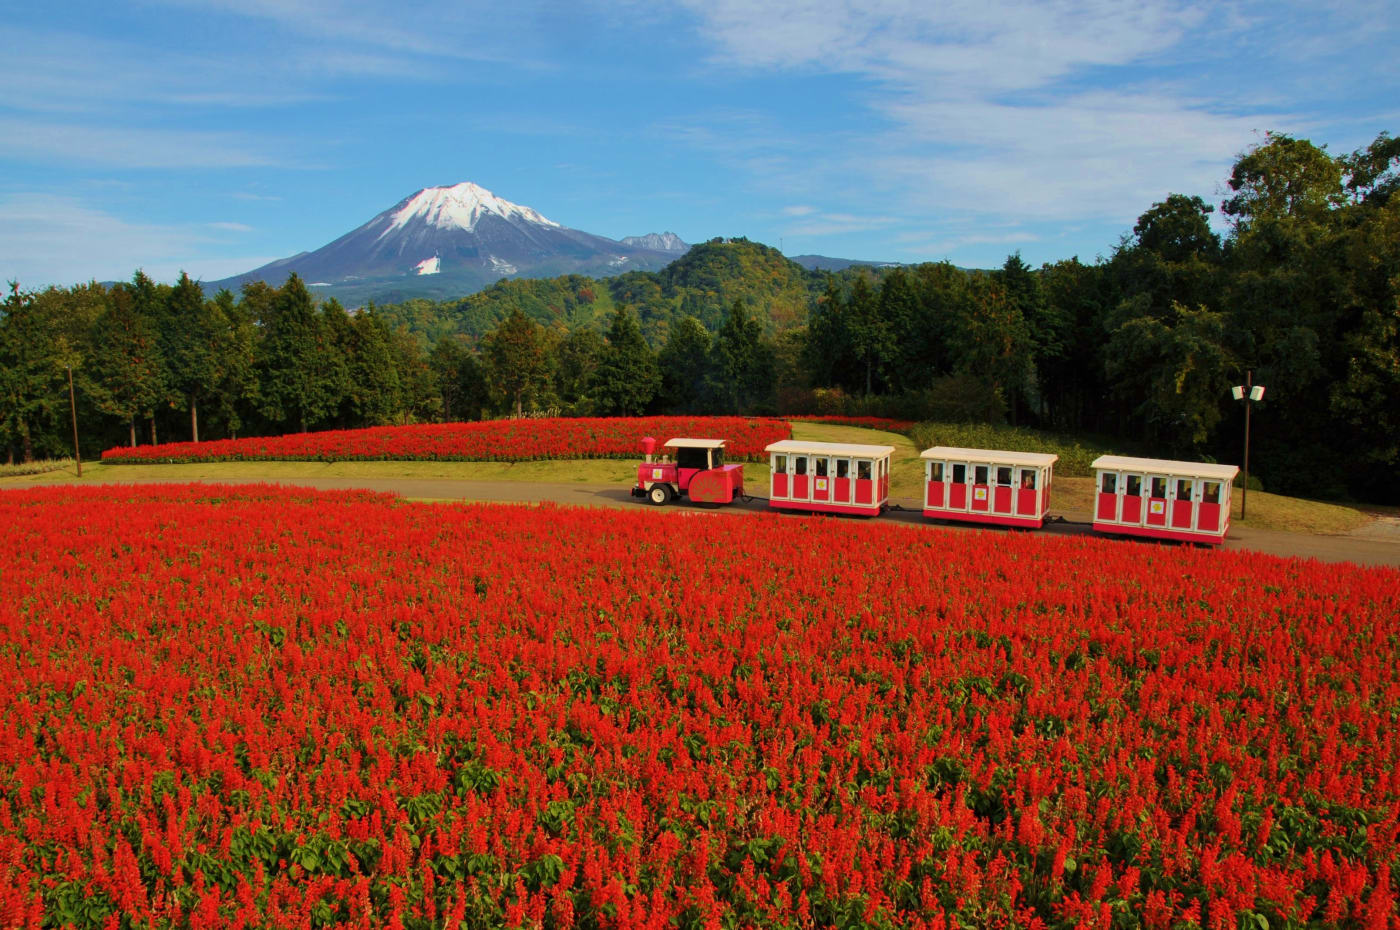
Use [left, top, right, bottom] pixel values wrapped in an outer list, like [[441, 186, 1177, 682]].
[[2, 422, 1378, 537]]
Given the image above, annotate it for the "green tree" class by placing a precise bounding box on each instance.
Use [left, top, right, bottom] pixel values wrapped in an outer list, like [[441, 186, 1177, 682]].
[[208, 289, 258, 438], [710, 299, 773, 413], [483, 307, 553, 417], [1223, 133, 1344, 229], [554, 328, 605, 415], [1105, 301, 1235, 451], [590, 307, 660, 416], [429, 337, 488, 421], [946, 277, 1032, 423], [163, 271, 225, 442], [0, 284, 63, 461], [91, 279, 167, 447], [342, 305, 401, 426], [846, 275, 892, 396], [258, 274, 344, 432], [657, 315, 713, 413]]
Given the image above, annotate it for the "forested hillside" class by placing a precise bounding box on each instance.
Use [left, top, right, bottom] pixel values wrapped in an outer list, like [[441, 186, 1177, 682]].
[[4, 131, 1397, 500], [375, 238, 827, 347]]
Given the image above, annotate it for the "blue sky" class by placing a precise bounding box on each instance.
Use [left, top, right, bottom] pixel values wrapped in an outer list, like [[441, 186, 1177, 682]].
[[2, 0, 1396, 288]]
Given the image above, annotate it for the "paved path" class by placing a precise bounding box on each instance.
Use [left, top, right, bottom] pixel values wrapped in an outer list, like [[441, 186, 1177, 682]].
[[41, 474, 1400, 568]]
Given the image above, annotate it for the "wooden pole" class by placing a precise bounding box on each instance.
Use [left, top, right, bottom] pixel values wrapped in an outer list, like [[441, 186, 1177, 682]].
[[1241, 369, 1252, 521], [66, 365, 82, 477]]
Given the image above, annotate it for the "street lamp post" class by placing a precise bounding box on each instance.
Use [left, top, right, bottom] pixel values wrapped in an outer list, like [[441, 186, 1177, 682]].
[[66, 364, 82, 477], [1231, 370, 1265, 520]]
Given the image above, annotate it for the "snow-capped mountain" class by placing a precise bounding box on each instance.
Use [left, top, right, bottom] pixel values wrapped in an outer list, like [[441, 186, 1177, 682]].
[[205, 182, 686, 304], [620, 231, 688, 253]]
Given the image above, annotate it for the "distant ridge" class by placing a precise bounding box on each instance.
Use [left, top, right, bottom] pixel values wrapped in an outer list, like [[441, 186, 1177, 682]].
[[788, 254, 903, 272]]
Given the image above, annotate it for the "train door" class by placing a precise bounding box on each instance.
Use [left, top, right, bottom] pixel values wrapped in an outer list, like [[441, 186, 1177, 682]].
[[791, 455, 810, 500], [1121, 474, 1146, 524], [1014, 467, 1039, 517], [970, 464, 991, 513], [1197, 480, 1225, 533], [948, 462, 969, 510], [1096, 471, 1120, 522], [992, 465, 1015, 516], [812, 457, 831, 503], [1169, 478, 1195, 531], [771, 453, 790, 500], [926, 460, 946, 509], [1145, 475, 1170, 528], [854, 459, 875, 505], [833, 458, 852, 505]]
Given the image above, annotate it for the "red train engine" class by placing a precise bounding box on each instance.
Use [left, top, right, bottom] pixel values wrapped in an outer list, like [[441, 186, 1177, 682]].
[[632, 436, 745, 506]]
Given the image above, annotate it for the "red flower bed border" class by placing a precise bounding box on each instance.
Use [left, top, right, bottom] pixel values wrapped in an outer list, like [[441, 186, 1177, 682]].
[[99, 417, 792, 465]]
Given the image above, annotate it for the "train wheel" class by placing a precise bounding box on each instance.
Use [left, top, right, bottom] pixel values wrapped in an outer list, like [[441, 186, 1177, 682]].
[[648, 485, 671, 506]]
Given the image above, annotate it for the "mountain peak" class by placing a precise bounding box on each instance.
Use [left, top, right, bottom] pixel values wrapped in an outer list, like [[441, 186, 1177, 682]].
[[377, 181, 561, 239], [620, 231, 688, 253]]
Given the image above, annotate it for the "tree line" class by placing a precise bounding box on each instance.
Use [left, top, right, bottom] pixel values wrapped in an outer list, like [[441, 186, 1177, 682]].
[[3, 131, 1397, 500]]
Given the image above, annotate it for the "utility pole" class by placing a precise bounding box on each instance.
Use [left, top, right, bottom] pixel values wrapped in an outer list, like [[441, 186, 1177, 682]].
[[1231, 370, 1265, 520], [66, 364, 82, 477]]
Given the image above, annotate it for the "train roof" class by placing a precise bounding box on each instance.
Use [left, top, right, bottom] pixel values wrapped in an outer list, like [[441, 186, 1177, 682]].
[[920, 446, 1058, 467], [1091, 455, 1239, 480], [764, 439, 896, 458], [662, 437, 727, 449]]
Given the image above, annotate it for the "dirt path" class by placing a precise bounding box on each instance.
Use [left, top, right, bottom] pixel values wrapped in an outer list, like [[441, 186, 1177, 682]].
[[26, 474, 1399, 568]]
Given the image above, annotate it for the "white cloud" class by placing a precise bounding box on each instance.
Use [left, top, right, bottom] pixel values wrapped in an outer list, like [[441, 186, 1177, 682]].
[[0, 120, 286, 169], [208, 222, 255, 232], [673, 0, 1286, 230], [782, 205, 817, 216], [783, 211, 899, 236], [0, 194, 276, 289]]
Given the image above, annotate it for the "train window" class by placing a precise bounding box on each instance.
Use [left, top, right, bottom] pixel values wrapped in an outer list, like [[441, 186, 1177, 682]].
[[996, 466, 1013, 486], [1125, 475, 1143, 496], [677, 447, 708, 470], [881, 458, 888, 477], [857, 460, 872, 480], [712, 448, 724, 468], [836, 459, 850, 479], [1202, 481, 1221, 504], [815, 458, 829, 477], [773, 454, 787, 474], [952, 463, 967, 483], [929, 461, 944, 482], [974, 465, 989, 485], [794, 456, 808, 476], [1176, 479, 1193, 500], [1020, 469, 1037, 490], [1150, 476, 1167, 498], [1101, 472, 1117, 494]]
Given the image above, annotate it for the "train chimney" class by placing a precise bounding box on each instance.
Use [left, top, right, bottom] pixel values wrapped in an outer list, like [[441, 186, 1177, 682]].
[[641, 436, 656, 464]]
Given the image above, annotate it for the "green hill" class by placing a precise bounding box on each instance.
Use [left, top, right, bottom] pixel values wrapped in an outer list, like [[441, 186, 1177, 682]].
[[375, 238, 832, 346]]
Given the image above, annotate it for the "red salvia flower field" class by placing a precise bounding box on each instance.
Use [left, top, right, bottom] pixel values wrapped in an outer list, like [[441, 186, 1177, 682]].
[[2, 485, 1398, 929], [98, 417, 792, 465]]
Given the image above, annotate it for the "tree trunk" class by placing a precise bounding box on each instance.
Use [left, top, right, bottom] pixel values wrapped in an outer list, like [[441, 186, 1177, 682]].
[[21, 429, 33, 463], [130, 418, 137, 447], [300, 413, 308, 433], [190, 394, 199, 443], [514, 392, 523, 419], [149, 417, 157, 446], [866, 358, 873, 397]]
